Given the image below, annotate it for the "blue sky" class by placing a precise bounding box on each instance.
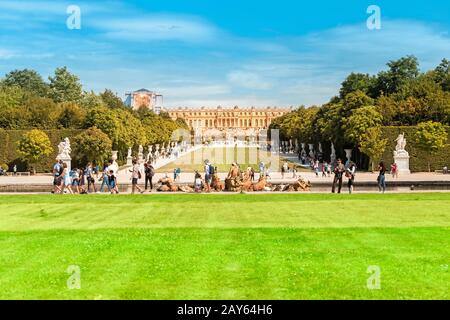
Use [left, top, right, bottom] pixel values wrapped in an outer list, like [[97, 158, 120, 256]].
[[0, 0, 449, 107]]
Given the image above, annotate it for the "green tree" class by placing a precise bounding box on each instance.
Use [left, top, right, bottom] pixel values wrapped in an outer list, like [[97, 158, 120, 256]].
[[343, 106, 383, 145], [100, 89, 126, 109], [48, 67, 83, 103], [17, 129, 53, 174], [57, 102, 86, 128], [73, 127, 112, 164], [340, 73, 376, 98], [433, 58, 450, 91], [2, 69, 49, 97], [359, 127, 388, 172], [375, 55, 420, 95], [414, 121, 448, 172]]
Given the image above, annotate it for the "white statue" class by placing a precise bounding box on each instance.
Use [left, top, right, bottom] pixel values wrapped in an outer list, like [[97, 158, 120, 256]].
[[318, 142, 323, 153], [57, 137, 71, 159], [127, 147, 132, 158], [138, 145, 143, 155], [394, 133, 408, 155]]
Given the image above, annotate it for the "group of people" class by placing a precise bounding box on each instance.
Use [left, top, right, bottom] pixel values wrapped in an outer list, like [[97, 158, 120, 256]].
[[330, 159, 357, 194], [52, 160, 120, 194]]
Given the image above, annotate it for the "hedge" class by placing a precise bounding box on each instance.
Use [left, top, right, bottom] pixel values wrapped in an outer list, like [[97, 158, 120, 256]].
[[0, 129, 82, 173], [380, 126, 450, 172]]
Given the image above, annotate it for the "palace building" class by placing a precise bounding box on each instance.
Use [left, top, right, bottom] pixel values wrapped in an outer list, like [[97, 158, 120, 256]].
[[167, 106, 291, 140], [168, 106, 291, 130]]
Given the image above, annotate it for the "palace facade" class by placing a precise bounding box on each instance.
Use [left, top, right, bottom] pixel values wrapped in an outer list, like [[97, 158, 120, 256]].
[[168, 106, 291, 132]]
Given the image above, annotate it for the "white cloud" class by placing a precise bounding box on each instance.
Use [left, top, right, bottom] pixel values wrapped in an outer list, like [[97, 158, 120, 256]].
[[227, 70, 272, 90], [91, 15, 218, 43]]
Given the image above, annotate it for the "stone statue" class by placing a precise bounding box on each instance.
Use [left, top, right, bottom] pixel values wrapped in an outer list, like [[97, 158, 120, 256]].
[[393, 133, 410, 174], [56, 137, 72, 171], [127, 147, 132, 158], [138, 145, 143, 155], [318, 142, 323, 153], [57, 137, 71, 159], [394, 133, 408, 156]]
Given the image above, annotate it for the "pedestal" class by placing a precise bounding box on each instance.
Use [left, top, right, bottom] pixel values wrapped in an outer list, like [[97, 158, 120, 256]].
[[394, 154, 411, 174], [126, 156, 133, 166]]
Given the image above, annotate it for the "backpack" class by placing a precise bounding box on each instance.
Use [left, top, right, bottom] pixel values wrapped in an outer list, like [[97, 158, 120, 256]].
[[150, 167, 155, 177], [208, 165, 215, 175]]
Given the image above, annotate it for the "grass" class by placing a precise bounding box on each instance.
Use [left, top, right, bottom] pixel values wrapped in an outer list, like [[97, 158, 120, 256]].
[[156, 146, 306, 173], [0, 193, 449, 299]]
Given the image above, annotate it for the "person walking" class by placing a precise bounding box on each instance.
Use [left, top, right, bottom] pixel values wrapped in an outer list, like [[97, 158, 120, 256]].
[[71, 168, 80, 194], [314, 160, 320, 177], [322, 162, 328, 177], [332, 159, 345, 193], [346, 162, 356, 194], [377, 161, 387, 193], [85, 162, 97, 193], [52, 160, 63, 194], [144, 162, 155, 191], [60, 163, 73, 194], [130, 160, 144, 194], [109, 170, 119, 194], [99, 162, 111, 193], [13, 164, 17, 176]]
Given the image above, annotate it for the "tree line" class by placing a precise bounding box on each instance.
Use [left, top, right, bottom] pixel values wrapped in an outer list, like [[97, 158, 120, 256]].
[[0, 67, 188, 168], [269, 56, 450, 171]]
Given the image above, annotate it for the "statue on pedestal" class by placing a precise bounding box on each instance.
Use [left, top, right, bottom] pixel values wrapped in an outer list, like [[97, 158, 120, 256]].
[[56, 137, 72, 171], [126, 147, 133, 166], [393, 133, 410, 174]]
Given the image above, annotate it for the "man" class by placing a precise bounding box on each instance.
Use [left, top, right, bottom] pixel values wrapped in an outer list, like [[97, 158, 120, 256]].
[[99, 162, 110, 193], [332, 159, 345, 193], [144, 162, 155, 191], [85, 162, 97, 193], [13, 164, 17, 176], [52, 160, 63, 193], [204, 161, 212, 187], [130, 160, 144, 194]]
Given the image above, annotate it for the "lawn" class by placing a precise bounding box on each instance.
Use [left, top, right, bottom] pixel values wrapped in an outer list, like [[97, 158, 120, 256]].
[[156, 146, 306, 173], [0, 193, 449, 299]]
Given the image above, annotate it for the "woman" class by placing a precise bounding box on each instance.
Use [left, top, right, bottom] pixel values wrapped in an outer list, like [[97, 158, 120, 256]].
[[346, 162, 356, 194], [61, 163, 73, 194], [71, 168, 80, 194], [377, 161, 387, 193]]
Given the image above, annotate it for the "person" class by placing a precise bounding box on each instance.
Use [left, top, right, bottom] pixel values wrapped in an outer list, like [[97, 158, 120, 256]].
[[444, 166, 449, 174], [78, 168, 86, 194], [326, 162, 332, 177], [194, 170, 203, 192], [377, 161, 387, 193], [391, 162, 398, 178], [144, 163, 154, 191], [346, 162, 356, 194], [0, 165, 4, 176], [322, 162, 328, 177], [13, 164, 17, 176], [130, 160, 144, 194], [314, 160, 320, 177], [52, 160, 63, 194], [281, 162, 287, 179], [175, 167, 181, 181], [85, 162, 97, 193], [108, 170, 119, 194], [259, 161, 265, 178], [292, 166, 298, 178], [250, 167, 255, 181], [204, 161, 213, 186], [332, 159, 345, 193], [60, 163, 73, 194], [71, 168, 80, 194], [99, 162, 110, 193]]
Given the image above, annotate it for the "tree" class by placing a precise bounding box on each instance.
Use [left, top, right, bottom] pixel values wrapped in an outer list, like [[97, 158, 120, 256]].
[[340, 73, 376, 98], [72, 127, 112, 164], [57, 102, 86, 128], [359, 127, 388, 172], [375, 55, 420, 95], [100, 89, 126, 109], [343, 106, 383, 145], [17, 129, 53, 174], [433, 58, 450, 91], [2, 69, 49, 97], [48, 67, 83, 103], [414, 121, 448, 172]]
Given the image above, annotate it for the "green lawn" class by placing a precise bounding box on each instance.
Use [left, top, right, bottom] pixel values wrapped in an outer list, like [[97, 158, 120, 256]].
[[0, 193, 449, 299]]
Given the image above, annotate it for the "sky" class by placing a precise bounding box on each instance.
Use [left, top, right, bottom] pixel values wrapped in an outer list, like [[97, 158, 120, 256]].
[[0, 0, 449, 108]]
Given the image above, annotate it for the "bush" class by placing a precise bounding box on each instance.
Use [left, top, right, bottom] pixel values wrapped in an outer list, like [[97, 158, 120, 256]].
[[380, 126, 450, 172]]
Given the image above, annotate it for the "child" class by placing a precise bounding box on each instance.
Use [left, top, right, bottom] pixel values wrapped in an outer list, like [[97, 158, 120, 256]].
[[108, 170, 119, 194]]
